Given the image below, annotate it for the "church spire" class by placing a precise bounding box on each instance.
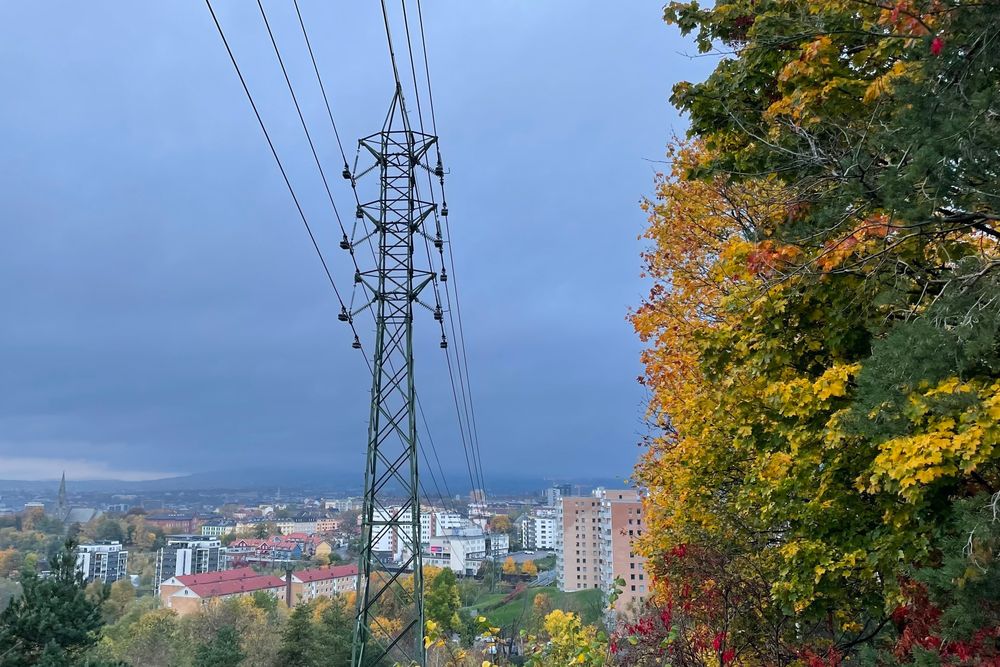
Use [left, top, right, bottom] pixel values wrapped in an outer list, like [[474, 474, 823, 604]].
[[58, 471, 67, 512]]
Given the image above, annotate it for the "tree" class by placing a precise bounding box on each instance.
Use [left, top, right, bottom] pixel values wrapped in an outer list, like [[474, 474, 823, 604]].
[[501, 558, 518, 577], [425, 568, 461, 634], [522, 560, 538, 578], [313, 598, 352, 666], [249, 590, 278, 613], [193, 625, 244, 667], [530, 593, 552, 632], [0, 551, 22, 579], [0, 540, 105, 667], [178, 597, 279, 667], [274, 603, 316, 667], [93, 520, 125, 545], [633, 0, 1000, 662], [110, 608, 182, 667], [488, 515, 512, 534], [526, 610, 607, 667], [102, 580, 135, 624]]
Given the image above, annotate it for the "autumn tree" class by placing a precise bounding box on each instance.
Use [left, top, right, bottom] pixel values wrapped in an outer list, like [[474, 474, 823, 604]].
[[425, 568, 461, 635], [522, 559, 538, 578], [501, 558, 518, 577], [526, 610, 607, 667], [633, 0, 1000, 662], [0, 550, 22, 579], [488, 515, 512, 534], [530, 593, 552, 632]]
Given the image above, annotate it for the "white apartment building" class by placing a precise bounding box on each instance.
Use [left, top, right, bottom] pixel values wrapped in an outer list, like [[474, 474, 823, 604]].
[[521, 510, 558, 550], [200, 520, 236, 538], [425, 530, 510, 576], [76, 542, 128, 584], [369, 505, 509, 574]]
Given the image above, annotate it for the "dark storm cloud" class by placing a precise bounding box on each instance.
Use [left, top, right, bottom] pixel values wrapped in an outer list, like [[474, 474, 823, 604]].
[[0, 1, 710, 481]]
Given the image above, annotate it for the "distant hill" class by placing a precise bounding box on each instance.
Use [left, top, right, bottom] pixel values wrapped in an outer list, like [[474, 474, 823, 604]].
[[0, 467, 631, 496]]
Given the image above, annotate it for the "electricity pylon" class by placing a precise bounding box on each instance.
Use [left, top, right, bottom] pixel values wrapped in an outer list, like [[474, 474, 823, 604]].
[[346, 88, 440, 667]]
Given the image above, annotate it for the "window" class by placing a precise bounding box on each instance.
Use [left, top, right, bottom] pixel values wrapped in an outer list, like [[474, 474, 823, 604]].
[[630, 585, 636, 591]]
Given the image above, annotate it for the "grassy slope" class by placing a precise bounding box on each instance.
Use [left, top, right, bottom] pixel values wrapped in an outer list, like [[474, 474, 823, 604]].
[[469, 585, 605, 631]]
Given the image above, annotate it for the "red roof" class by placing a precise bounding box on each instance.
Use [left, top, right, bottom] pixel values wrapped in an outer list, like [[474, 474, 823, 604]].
[[294, 564, 359, 583], [173, 567, 256, 586], [235, 539, 268, 548], [188, 574, 287, 598]]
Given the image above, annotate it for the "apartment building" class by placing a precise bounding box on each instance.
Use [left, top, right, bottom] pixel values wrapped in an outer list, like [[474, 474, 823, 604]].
[[520, 509, 558, 551], [154, 535, 223, 595], [199, 519, 236, 538], [556, 488, 647, 611], [557, 495, 603, 591], [291, 564, 359, 604], [596, 488, 647, 611], [160, 568, 287, 616], [76, 542, 128, 583], [315, 517, 342, 533]]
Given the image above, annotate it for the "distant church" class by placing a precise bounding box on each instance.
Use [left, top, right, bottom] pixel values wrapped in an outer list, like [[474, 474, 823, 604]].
[[55, 472, 103, 525]]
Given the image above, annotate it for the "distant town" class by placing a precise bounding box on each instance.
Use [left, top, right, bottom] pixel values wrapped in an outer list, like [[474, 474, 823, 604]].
[[0, 476, 646, 625]]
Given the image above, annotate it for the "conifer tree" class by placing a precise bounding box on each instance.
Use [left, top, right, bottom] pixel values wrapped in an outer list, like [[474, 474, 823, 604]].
[[0, 541, 105, 667]]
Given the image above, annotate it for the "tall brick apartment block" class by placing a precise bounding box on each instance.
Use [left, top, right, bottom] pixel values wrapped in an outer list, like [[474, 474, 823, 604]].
[[556, 488, 647, 611]]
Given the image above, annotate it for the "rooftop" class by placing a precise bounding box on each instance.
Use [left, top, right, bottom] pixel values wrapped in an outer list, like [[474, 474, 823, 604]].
[[187, 574, 286, 598], [174, 567, 257, 587], [293, 564, 359, 583]]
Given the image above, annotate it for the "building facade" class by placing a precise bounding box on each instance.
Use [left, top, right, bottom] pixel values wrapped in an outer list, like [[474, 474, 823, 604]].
[[76, 542, 128, 583], [291, 564, 359, 604], [200, 520, 237, 537], [557, 495, 602, 591], [154, 535, 223, 594], [160, 568, 287, 616], [556, 488, 647, 610], [596, 488, 647, 611], [520, 510, 558, 551]]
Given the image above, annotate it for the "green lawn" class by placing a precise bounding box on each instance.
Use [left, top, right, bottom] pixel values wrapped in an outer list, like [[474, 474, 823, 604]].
[[534, 554, 557, 571]]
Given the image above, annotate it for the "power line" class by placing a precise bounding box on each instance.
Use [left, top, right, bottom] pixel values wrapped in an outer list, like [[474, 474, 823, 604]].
[[412, 0, 489, 500], [204, 0, 364, 355], [399, 0, 488, 502], [286, 0, 460, 516]]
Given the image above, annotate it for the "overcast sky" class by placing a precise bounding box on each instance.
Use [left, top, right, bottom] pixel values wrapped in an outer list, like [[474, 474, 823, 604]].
[[0, 2, 711, 484]]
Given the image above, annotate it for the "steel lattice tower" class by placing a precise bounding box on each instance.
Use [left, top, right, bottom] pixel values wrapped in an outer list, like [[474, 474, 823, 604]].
[[348, 89, 439, 667]]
